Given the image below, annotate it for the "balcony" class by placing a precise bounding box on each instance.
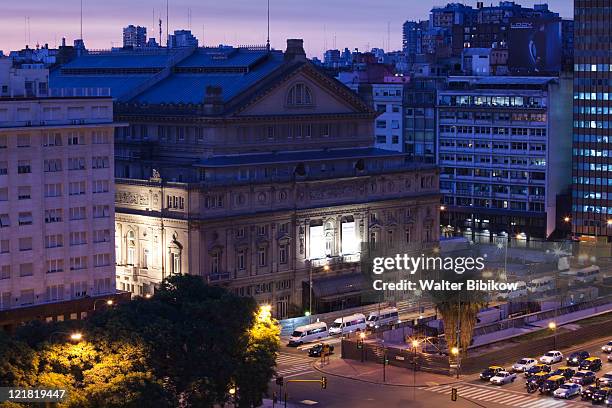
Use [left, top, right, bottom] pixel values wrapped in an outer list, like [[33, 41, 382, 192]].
[[208, 272, 231, 283]]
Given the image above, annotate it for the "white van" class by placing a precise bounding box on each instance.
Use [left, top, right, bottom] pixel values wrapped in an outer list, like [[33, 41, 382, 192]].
[[497, 281, 527, 300], [329, 313, 366, 335], [288, 322, 328, 346], [575, 265, 600, 285], [366, 307, 399, 329], [527, 276, 554, 293]]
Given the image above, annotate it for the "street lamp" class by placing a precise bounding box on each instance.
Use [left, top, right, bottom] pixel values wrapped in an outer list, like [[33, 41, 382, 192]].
[[228, 386, 237, 407], [563, 216, 570, 223], [548, 321, 557, 349], [411, 339, 419, 400], [144, 293, 152, 299], [49, 331, 84, 343], [607, 219, 612, 226], [359, 332, 366, 362], [258, 304, 272, 322], [93, 298, 114, 310], [451, 346, 460, 379]]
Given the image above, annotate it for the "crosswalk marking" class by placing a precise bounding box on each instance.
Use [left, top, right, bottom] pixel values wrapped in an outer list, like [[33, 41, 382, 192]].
[[423, 383, 573, 407], [276, 352, 314, 378]]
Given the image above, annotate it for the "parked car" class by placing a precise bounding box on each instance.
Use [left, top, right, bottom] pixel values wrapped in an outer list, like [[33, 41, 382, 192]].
[[490, 371, 517, 385], [308, 343, 334, 357], [512, 358, 538, 373], [553, 383, 582, 399], [540, 375, 566, 394], [570, 370, 596, 385], [550, 366, 575, 380], [579, 357, 602, 372], [525, 364, 551, 378], [540, 350, 563, 365], [480, 366, 505, 381], [581, 385, 599, 400], [600, 372, 612, 387], [591, 387, 611, 404], [602, 341, 612, 353], [566, 351, 590, 366]]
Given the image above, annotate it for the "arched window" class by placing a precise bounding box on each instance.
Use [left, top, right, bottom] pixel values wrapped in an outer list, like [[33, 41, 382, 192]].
[[127, 230, 136, 265], [286, 83, 313, 107]]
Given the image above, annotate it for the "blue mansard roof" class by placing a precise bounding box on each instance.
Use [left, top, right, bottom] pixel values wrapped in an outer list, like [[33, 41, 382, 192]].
[[50, 47, 286, 104]]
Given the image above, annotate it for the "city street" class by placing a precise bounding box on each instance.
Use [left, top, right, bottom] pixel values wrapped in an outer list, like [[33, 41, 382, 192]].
[[273, 335, 612, 407]]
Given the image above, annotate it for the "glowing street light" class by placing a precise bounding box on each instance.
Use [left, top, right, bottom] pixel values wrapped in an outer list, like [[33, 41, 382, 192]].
[[451, 346, 459, 356], [608, 219, 612, 226], [228, 387, 236, 396], [548, 321, 556, 330], [70, 332, 83, 341], [304, 311, 311, 317], [411, 339, 419, 348], [359, 332, 366, 340], [144, 294, 152, 299], [563, 216, 570, 223], [440, 205, 446, 211], [323, 264, 330, 271], [93, 298, 115, 310], [258, 304, 272, 322]]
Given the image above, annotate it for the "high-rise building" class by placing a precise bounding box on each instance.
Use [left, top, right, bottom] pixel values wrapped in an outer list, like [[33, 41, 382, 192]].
[[123, 25, 147, 48], [0, 64, 125, 330], [168, 30, 198, 48], [572, 0, 612, 241], [438, 76, 573, 243]]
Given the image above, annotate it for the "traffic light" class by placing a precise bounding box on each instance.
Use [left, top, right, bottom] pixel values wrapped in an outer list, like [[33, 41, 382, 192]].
[[276, 376, 284, 386], [451, 387, 457, 402], [357, 340, 363, 349], [321, 376, 327, 389]]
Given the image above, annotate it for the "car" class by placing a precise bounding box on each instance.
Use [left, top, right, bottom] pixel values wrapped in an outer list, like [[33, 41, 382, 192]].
[[600, 372, 612, 387], [512, 358, 538, 372], [550, 366, 576, 380], [553, 382, 582, 399], [570, 370, 596, 385], [581, 385, 599, 400], [308, 343, 334, 357], [490, 371, 517, 385], [609, 354, 612, 363], [591, 387, 611, 404], [566, 350, 589, 366], [580, 357, 602, 372], [540, 375, 567, 394], [525, 364, 551, 378], [480, 366, 505, 381], [602, 341, 612, 353], [527, 372, 552, 387], [540, 350, 563, 365]]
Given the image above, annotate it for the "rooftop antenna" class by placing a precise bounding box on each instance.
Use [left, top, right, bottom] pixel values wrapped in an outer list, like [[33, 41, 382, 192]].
[[80, 0, 83, 39], [24, 16, 27, 46], [266, 0, 270, 50], [159, 18, 162, 45], [28, 17, 31, 45], [387, 21, 390, 52], [202, 24, 205, 47], [323, 24, 327, 51], [166, 0, 169, 47]]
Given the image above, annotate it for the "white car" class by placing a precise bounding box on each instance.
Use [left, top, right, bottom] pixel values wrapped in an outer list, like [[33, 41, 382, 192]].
[[602, 341, 612, 353], [608, 354, 612, 362], [553, 383, 582, 399], [490, 371, 517, 385], [600, 372, 612, 386], [512, 358, 537, 372], [540, 351, 563, 365]]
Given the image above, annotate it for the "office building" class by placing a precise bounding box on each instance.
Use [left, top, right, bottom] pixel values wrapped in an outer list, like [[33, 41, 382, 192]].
[[52, 40, 440, 318], [572, 0, 612, 241], [123, 25, 147, 48], [0, 65, 125, 330], [438, 76, 572, 243], [168, 30, 198, 48]]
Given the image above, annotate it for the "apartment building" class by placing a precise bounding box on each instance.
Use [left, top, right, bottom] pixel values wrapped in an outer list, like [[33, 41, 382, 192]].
[[0, 78, 126, 329], [438, 76, 572, 243]]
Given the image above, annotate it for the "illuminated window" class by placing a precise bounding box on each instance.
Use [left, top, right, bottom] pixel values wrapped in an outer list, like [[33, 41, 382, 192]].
[[127, 231, 135, 265]]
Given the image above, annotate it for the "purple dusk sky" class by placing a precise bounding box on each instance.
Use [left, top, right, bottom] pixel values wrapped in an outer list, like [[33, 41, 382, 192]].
[[1, 0, 573, 57]]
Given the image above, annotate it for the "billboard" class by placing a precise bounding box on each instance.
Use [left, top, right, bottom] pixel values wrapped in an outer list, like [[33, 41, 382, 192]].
[[508, 18, 562, 74]]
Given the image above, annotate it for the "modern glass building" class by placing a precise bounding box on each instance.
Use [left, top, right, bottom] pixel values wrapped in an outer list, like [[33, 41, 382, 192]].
[[572, 0, 612, 241]]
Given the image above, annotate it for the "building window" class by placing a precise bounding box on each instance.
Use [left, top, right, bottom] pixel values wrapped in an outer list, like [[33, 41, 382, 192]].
[[172, 253, 181, 275], [0, 239, 8, 253], [92, 156, 109, 169], [68, 157, 86, 170], [93, 205, 110, 218], [142, 249, 149, 268], [70, 256, 87, 271], [279, 244, 288, 264], [0, 265, 10, 280], [45, 183, 63, 197], [211, 252, 220, 274], [18, 186, 31, 200], [69, 206, 86, 220], [237, 250, 246, 270], [44, 159, 62, 172], [127, 231, 135, 265], [19, 263, 33, 277], [286, 83, 313, 106], [18, 237, 33, 251], [258, 247, 267, 267], [45, 234, 63, 248], [46, 259, 64, 274], [17, 134, 30, 147], [17, 160, 31, 174], [45, 209, 62, 223], [18, 212, 33, 225]]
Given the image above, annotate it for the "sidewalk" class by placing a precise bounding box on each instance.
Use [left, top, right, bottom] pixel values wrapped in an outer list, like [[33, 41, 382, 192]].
[[260, 399, 300, 407], [311, 358, 462, 388]]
